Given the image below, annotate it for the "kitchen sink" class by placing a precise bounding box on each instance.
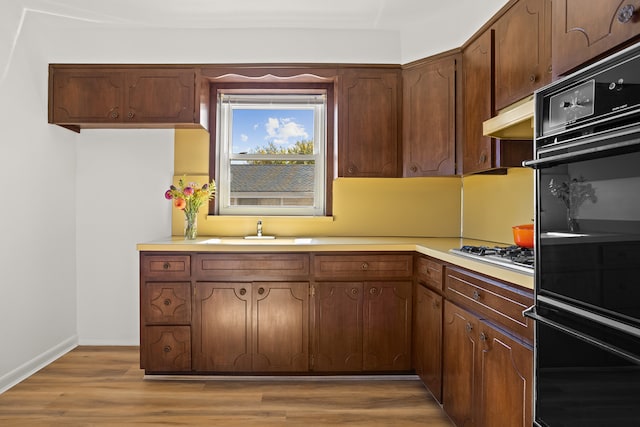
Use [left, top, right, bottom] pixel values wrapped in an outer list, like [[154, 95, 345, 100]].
[[199, 237, 314, 245]]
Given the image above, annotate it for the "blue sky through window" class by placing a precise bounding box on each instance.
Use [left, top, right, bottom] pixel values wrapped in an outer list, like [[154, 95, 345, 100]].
[[231, 108, 315, 154]]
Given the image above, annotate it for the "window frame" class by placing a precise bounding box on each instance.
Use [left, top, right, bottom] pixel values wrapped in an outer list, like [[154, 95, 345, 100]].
[[208, 81, 335, 217]]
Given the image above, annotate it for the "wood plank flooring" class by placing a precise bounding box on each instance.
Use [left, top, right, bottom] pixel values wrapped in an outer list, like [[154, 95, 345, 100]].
[[0, 346, 454, 426]]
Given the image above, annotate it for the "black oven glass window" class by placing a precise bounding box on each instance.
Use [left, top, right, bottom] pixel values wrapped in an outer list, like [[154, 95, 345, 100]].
[[538, 150, 640, 326]]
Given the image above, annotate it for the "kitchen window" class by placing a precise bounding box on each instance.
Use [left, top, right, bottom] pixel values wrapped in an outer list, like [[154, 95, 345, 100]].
[[212, 85, 332, 216]]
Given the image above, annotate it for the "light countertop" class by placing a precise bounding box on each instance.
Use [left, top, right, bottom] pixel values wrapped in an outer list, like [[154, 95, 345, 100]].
[[137, 236, 534, 290]]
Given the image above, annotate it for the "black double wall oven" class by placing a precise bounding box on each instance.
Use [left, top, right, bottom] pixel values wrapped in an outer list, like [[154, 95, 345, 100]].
[[525, 42, 640, 426]]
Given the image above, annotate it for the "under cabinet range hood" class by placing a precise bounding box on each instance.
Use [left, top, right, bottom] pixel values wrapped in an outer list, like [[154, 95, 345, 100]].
[[482, 95, 534, 139]]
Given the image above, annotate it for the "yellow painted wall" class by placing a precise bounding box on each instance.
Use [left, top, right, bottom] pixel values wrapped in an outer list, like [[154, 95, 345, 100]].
[[171, 129, 462, 237], [461, 168, 535, 245]]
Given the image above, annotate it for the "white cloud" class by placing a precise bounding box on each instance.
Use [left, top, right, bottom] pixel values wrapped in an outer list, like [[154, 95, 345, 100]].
[[240, 133, 249, 142], [265, 117, 308, 145]]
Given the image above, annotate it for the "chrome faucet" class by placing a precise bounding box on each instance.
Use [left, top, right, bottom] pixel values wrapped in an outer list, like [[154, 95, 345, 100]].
[[257, 220, 263, 237]]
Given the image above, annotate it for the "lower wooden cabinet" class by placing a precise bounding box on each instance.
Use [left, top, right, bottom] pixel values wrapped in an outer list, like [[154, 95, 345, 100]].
[[413, 283, 443, 402], [313, 281, 412, 372], [442, 300, 533, 427], [143, 325, 191, 372], [193, 281, 309, 372]]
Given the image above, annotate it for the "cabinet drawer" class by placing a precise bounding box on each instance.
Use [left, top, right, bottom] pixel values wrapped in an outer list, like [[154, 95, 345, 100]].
[[141, 254, 190, 280], [143, 325, 191, 372], [313, 254, 413, 279], [415, 256, 444, 291], [194, 253, 309, 279], [445, 266, 533, 341], [142, 282, 191, 325]]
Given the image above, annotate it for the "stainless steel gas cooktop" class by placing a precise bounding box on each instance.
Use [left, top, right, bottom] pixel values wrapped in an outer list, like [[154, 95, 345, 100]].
[[449, 245, 534, 275]]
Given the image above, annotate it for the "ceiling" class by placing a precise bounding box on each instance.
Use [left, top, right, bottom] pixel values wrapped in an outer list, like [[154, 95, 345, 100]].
[[39, 0, 507, 34]]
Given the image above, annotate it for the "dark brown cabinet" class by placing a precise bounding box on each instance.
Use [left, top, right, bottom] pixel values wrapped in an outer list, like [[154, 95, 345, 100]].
[[413, 283, 443, 402], [462, 30, 494, 174], [139, 253, 192, 372], [443, 301, 533, 427], [193, 281, 309, 372], [443, 266, 534, 427], [494, 0, 552, 110], [49, 66, 204, 131], [553, 0, 640, 77], [402, 55, 458, 176], [312, 254, 413, 372], [338, 68, 401, 177]]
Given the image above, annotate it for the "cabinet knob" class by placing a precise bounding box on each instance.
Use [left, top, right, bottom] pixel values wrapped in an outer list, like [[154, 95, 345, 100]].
[[480, 332, 488, 342], [369, 287, 378, 295], [432, 300, 440, 309], [258, 287, 265, 295], [618, 4, 636, 23], [347, 166, 355, 174], [110, 111, 119, 119], [472, 290, 481, 301], [479, 153, 487, 164], [163, 298, 171, 306], [127, 111, 135, 119], [351, 288, 359, 295], [465, 322, 473, 333], [163, 345, 172, 353], [239, 288, 246, 296], [529, 74, 537, 83], [361, 262, 369, 270], [410, 165, 418, 173], [163, 262, 170, 270]]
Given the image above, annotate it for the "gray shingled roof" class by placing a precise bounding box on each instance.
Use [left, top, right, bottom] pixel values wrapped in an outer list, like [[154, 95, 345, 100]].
[[230, 164, 315, 193]]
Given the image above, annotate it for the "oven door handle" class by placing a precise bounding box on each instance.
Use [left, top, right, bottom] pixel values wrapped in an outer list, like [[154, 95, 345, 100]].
[[523, 306, 640, 364], [523, 137, 640, 169]]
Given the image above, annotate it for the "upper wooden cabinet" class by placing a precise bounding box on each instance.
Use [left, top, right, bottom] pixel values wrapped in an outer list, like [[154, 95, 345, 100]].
[[402, 54, 458, 176], [462, 30, 494, 174], [494, 0, 552, 110], [49, 65, 205, 132], [338, 67, 401, 177], [553, 0, 640, 77]]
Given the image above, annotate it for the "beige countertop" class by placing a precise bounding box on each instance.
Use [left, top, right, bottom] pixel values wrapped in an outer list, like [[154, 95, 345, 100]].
[[137, 236, 534, 290]]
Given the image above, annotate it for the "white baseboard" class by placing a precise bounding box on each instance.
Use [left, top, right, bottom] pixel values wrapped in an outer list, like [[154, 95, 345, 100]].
[[0, 335, 78, 394]]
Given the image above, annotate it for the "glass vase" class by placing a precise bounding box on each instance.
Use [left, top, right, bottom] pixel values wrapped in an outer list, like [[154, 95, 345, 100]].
[[184, 211, 198, 240]]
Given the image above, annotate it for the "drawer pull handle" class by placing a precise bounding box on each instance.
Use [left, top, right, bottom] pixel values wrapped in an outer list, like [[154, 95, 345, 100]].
[[361, 262, 369, 270], [369, 287, 377, 295], [618, 4, 635, 23], [480, 332, 488, 342], [163, 298, 171, 306], [163, 262, 170, 270], [465, 322, 473, 333], [239, 288, 247, 296], [163, 345, 172, 353], [258, 287, 265, 295], [472, 290, 480, 301]]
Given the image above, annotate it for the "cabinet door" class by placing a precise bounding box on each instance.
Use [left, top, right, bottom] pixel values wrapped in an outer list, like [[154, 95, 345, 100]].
[[50, 68, 124, 124], [402, 56, 457, 176], [338, 68, 401, 177], [313, 282, 363, 371], [193, 282, 252, 372], [553, 0, 640, 77], [363, 281, 412, 371], [477, 323, 533, 427], [494, 0, 552, 110], [142, 282, 191, 325], [125, 68, 196, 123], [144, 325, 191, 372], [413, 284, 443, 402], [253, 282, 309, 372], [462, 30, 494, 174], [442, 300, 479, 427]]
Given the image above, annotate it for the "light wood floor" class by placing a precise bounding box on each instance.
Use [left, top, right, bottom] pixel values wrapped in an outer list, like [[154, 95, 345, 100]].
[[0, 346, 454, 426]]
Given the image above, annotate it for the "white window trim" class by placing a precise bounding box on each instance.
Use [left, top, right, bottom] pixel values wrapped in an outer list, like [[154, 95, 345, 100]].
[[216, 93, 326, 216]]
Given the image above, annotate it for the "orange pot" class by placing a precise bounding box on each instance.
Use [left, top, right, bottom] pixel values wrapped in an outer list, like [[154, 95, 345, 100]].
[[512, 224, 534, 248]]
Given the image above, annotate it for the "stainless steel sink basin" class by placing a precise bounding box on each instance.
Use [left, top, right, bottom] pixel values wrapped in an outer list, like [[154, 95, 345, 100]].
[[199, 237, 314, 245]]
